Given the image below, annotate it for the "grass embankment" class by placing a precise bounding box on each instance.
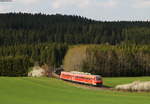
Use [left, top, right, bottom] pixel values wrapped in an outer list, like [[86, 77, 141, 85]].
[[0, 77, 150, 104]]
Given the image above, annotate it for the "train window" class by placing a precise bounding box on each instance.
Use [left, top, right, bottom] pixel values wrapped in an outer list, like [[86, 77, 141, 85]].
[[75, 76, 84, 79], [63, 74, 71, 77], [75, 76, 91, 80], [84, 77, 90, 80]]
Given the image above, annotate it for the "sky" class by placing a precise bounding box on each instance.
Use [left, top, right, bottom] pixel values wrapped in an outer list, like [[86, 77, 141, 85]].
[[0, 0, 150, 21]]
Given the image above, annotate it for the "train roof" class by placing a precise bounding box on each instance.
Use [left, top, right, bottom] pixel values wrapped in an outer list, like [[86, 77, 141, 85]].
[[61, 71, 102, 78], [70, 71, 91, 75]]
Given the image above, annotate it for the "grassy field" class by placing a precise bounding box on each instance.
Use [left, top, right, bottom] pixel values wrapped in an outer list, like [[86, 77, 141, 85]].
[[0, 77, 150, 104], [104, 77, 150, 87]]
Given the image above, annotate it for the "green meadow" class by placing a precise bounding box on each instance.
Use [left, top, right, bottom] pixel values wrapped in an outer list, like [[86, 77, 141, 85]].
[[0, 77, 150, 104]]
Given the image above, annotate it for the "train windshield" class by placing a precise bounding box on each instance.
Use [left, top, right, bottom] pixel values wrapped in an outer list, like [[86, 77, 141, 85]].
[[96, 76, 101, 81]]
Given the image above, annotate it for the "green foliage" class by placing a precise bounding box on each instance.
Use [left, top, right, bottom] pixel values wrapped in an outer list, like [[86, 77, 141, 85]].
[[0, 43, 68, 76], [122, 27, 150, 44], [0, 13, 150, 76], [0, 13, 150, 46], [0, 43, 68, 66], [64, 45, 150, 77], [0, 56, 33, 76]]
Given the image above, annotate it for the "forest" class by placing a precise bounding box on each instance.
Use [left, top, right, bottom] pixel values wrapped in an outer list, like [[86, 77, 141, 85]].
[[0, 13, 150, 46], [0, 13, 150, 76], [81, 44, 150, 77], [0, 43, 68, 76]]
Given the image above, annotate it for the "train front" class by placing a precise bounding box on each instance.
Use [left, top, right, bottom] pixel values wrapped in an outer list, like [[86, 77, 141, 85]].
[[95, 75, 103, 86]]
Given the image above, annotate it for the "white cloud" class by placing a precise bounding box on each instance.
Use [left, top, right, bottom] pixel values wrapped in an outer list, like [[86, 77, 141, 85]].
[[0, 4, 11, 13], [51, 0, 88, 9], [0, 0, 43, 13], [133, 0, 150, 8], [14, 0, 41, 5], [0, 0, 149, 21], [100, 0, 118, 8], [51, 0, 118, 9]]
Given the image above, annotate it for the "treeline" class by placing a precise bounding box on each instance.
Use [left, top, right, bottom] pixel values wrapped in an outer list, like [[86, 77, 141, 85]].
[[82, 45, 150, 77], [0, 13, 150, 46], [0, 56, 33, 76], [64, 45, 150, 77], [0, 43, 68, 76]]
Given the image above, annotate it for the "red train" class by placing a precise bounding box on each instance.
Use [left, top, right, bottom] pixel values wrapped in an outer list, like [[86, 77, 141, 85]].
[[60, 71, 103, 86]]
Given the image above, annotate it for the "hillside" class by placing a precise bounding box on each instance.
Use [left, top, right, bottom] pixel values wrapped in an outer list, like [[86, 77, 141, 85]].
[[0, 77, 150, 104], [0, 13, 150, 77], [0, 13, 150, 46]]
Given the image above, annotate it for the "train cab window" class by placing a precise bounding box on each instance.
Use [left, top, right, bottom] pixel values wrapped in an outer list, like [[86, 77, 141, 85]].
[[96, 76, 101, 81]]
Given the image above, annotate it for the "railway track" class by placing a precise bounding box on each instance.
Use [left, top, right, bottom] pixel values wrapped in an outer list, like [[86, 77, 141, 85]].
[[64, 80, 113, 91]]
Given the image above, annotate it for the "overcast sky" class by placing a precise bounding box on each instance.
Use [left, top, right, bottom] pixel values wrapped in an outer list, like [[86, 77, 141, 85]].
[[0, 0, 150, 21]]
